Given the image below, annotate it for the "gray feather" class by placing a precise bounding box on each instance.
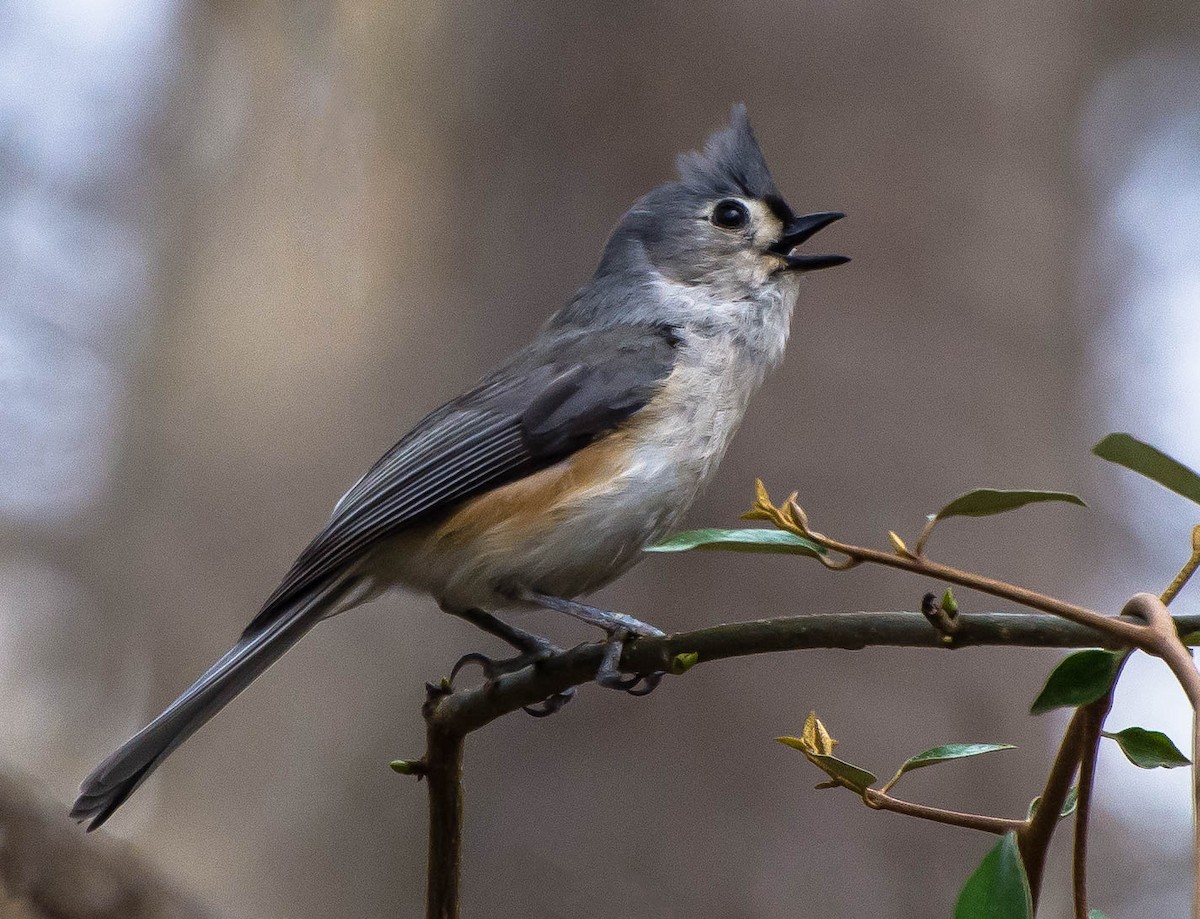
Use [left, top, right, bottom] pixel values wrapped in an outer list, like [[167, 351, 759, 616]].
[[674, 102, 781, 201], [70, 574, 356, 830]]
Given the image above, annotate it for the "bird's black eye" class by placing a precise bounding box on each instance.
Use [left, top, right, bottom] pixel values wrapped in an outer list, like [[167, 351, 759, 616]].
[[711, 199, 749, 230]]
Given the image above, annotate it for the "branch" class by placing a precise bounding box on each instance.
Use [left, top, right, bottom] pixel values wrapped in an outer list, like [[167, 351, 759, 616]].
[[418, 606, 1200, 917], [1121, 593, 1200, 919], [425, 610, 1200, 735], [773, 496, 1148, 646], [861, 787, 1025, 836], [1017, 706, 1089, 906], [1073, 696, 1110, 919], [422, 707, 465, 919]]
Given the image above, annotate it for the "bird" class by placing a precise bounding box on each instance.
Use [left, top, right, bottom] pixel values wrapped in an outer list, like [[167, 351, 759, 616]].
[[71, 104, 848, 830]]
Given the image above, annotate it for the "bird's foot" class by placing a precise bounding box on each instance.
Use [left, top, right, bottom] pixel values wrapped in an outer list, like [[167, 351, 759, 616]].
[[522, 687, 577, 717], [595, 629, 666, 696], [449, 640, 556, 684], [448, 646, 577, 716], [516, 591, 667, 697], [445, 606, 576, 716]]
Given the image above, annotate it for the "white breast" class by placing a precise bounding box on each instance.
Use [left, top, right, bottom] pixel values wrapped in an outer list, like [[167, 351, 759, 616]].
[[368, 286, 798, 613]]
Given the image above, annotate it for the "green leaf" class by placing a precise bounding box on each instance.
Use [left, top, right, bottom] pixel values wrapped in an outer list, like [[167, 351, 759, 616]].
[[776, 737, 878, 793], [1088, 910, 1111, 919], [1060, 783, 1079, 817], [1102, 727, 1191, 769], [894, 743, 1015, 780], [1027, 784, 1078, 819], [954, 832, 1032, 919], [806, 753, 879, 793], [646, 528, 826, 557], [1094, 433, 1200, 506], [941, 587, 959, 615], [1030, 650, 1123, 715], [933, 488, 1087, 522]]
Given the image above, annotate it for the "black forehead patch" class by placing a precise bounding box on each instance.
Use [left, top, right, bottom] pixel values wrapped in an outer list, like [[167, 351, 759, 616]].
[[674, 103, 782, 202], [763, 194, 796, 225]]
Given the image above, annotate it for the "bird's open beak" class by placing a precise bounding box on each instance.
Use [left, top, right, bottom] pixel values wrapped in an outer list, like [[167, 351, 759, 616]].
[[770, 211, 849, 272]]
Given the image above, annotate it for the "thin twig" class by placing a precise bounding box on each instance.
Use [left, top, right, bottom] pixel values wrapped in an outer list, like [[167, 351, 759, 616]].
[[1018, 707, 1089, 909], [1161, 525, 1200, 606], [424, 724, 465, 919], [861, 787, 1025, 835], [780, 501, 1147, 646], [1122, 593, 1200, 919], [1192, 701, 1200, 919], [1157, 531, 1200, 919], [1073, 695, 1111, 919]]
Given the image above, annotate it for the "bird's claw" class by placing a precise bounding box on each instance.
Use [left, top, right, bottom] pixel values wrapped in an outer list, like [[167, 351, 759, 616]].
[[449, 642, 560, 686], [596, 669, 643, 691], [595, 629, 666, 696], [523, 687, 576, 717], [450, 644, 578, 717], [596, 668, 665, 695], [624, 671, 665, 696], [450, 651, 499, 684]]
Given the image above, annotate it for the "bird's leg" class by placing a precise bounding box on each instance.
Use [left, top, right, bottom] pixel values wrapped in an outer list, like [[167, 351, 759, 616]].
[[516, 590, 666, 695], [444, 606, 561, 677], [443, 605, 575, 716], [449, 606, 560, 657]]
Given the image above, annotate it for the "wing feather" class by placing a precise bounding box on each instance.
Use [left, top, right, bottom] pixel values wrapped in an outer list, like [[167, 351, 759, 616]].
[[245, 323, 679, 635]]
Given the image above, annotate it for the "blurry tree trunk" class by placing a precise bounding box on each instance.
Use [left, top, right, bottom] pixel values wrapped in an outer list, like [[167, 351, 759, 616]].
[[0, 768, 209, 919]]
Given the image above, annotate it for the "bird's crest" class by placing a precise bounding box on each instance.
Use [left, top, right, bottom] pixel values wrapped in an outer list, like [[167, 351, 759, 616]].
[[675, 103, 781, 201]]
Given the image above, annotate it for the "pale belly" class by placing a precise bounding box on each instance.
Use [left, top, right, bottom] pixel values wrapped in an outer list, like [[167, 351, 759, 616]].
[[365, 363, 752, 612], [371, 434, 694, 611]]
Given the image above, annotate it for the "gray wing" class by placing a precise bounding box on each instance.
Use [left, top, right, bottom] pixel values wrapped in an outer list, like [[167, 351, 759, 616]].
[[243, 323, 680, 636]]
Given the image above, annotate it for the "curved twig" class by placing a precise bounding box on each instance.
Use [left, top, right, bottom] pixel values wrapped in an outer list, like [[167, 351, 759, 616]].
[[1121, 593, 1200, 919]]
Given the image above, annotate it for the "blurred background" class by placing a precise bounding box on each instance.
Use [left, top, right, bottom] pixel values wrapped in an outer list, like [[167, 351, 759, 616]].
[[2, 0, 1200, 916]]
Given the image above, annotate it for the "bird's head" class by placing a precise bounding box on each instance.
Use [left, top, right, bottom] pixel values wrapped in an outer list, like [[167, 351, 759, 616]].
[[599, 104, 847, 301]]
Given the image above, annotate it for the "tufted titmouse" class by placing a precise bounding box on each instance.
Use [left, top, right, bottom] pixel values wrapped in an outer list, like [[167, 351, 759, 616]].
[[71, 104, 847, 829]]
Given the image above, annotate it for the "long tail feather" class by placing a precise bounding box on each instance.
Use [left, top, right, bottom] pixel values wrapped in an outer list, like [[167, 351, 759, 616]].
[[71, 576, 354, 830]]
